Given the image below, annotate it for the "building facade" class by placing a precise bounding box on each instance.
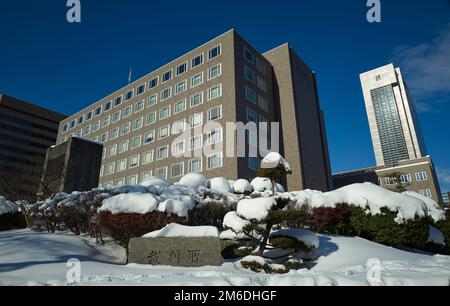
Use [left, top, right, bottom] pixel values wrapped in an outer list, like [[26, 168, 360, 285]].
[[442, 192, 449, 205], [56, 30, 332, 192], [333, 156, 443, 203], [360, 64, 427, 167], [0, 94, 67, 201]]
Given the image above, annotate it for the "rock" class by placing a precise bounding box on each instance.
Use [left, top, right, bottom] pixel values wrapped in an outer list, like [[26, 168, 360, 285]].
[[128, 237, 222, 267]]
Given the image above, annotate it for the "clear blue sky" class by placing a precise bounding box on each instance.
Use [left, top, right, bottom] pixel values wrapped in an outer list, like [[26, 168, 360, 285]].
[[1, 0, 449, 191]]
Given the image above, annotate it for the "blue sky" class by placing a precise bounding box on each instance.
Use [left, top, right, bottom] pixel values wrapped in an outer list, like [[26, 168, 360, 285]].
[[1, 0, 449, 191]]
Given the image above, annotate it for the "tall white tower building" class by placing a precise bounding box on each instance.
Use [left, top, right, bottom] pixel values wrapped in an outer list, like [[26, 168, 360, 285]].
[[360, 64, 427, 167]]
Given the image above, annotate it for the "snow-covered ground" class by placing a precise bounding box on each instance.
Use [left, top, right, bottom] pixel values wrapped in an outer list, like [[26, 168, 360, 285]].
[[1, 229, 450, 286]]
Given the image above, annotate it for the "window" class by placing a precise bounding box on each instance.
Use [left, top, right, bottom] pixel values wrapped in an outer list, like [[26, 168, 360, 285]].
[[175, 80, 187, 95], [159, 106, 171, 120], [245, 86, 257, 104], [158, 125, 170, 139], [144, 130, 155, 144], [160, 87, 172, 101], [86, 111, 93, 121], [249, 157, 260, 170], [400, 174, 412, 184], [63, 123, 69, 132], [99, 165, 104, 177], [100, 132, 108, 143], [207, 128, 222, 145], [145, 111, 157, 125], [135, 100, 145, 113], [244, 66, 256, 83], [117, 158, 127, 172], [128, 175, 138, 185], [257, 76, 267, 93], [190, 113, 203, 128], [102, 116, 110, 128], [91, 136, 98, 142], [74, 130, 82, 137], [123, 105, 132, 118], [156, 145, 169, 160], [248, 130, 258, 147], [118, 140, 128, 154], [147, 94, 157, 108], [155, 167, 167, 179], [162, 70, 172, 83], [174, 99, 186, 114], [172, 119, 187, 134], [104, 162, 115, 176], [208, 45, 221, 60], [142, 150, 154, 165], [247, 107, 258, 123], [191, 53, 204, 68], [94, 106, 102, 117], [103, 101, 112, 112], [415, 172, 428, 182], [77, 116, 84, 125], [208, 64, 221, 80], [83, 125, 91, 136], [136, 83, 146, 95], [191, 72, 204, 88], [419, 189, 432, 198], [258, 95, 269, 112], [171, 162, 184, 178], [190, 135, 203, 150], [115, 178, 125, 186], [125, 90, 134, 101], [107, 145, 117, 158], [132, 117, 143, 130], [130, 135, 142, 149], [207, 152, 223, 170], [176, 62, 187, 75], [189, 158, 202, 173], [129, 154, 140, 168], [141, 172, 152, 181], [149, 77, 159, 89], [208, 84, 222, 101], [110, 127, 119, 139], [114, 96, 122, 107], [92, 121, 100, 132], [208, 105, 222, 121], [70, 120, 76, 129], [121, 122, 130, 135], [190, 92, 204, 108], [112, 111, 121, 123], [244, 47, 254, 64], [172, 140, 185, 155], [255, 57, 266, 74]]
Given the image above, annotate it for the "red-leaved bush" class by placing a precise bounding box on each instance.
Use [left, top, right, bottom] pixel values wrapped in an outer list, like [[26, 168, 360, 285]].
[[306, 203, 355, 236]]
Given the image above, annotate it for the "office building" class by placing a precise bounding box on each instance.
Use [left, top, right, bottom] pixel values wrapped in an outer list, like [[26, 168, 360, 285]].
[[0, 94, 67, 201], [56, 30, 332, 192]]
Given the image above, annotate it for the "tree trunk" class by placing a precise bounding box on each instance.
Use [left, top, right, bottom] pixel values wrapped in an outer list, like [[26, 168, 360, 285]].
[[257, 223, 273, 256]]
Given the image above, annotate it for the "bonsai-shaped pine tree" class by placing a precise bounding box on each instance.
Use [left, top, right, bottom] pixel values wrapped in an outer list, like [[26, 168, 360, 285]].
[[257, 153, 292, 196]]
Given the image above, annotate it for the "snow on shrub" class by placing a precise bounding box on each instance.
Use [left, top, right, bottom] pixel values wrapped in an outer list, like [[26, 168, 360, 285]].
[[0, 196, 26, 231], [99, 193, 159, 215], [236, 197, 277, 221], [260, 152, 291, 172], [240, 256, 287, 274], [270, 229, 320, 249], [233, 179, 254, 194], [287, 183, 445, 224], [250, 177, 273, 193], [209, 177, 232, 194], [0, 196, 19, 215], [139, 176, 173, 193], [178, 173, 209, 188], [143, 223, 219, 238]]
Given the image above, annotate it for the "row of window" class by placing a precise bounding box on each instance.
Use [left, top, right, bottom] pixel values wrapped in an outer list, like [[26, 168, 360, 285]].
[[62, 59, 222, 133], [62, 103, 223, 145], [381, 171, 429, 185], [100, 152, 223, 183]]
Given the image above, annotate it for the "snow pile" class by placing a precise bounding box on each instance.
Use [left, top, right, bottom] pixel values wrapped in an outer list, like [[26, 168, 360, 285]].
[[223, 211, 250, 232], [240, 255, 267, 266], [178, 173, 209, 188], [209, 177, 232, 194], [428, 226, 446, 246], [261, 152, 291, 172], [143, 223, 219, 238], [236, 197, 277, 221], [99, 193, 159, 215], [271, 229, 320, 249], [286, 183, 445, 224], [233, 179, 253, 194], [0, 196, 19, 215]]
